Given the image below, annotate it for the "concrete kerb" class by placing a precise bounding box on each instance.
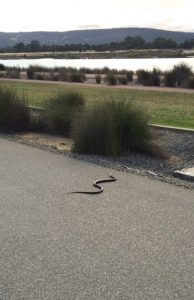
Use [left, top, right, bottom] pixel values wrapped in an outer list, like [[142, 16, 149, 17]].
[[27, 106, 194, 134], [28, 106, 45, 111], [28, 106, 46, 119], [148, 123, 194, 134], [174, 168, 194, 182]]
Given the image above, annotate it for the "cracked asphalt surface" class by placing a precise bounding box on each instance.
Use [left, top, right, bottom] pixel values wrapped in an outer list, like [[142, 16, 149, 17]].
[[0, 137, 193, 299]]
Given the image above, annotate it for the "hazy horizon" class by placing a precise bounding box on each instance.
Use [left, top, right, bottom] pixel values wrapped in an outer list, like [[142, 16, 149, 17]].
[[1, 26, 194, 34], [1, 0, 193, 33]]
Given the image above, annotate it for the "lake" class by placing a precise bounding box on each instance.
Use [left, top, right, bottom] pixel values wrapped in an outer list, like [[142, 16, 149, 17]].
[[1, 57, 194, 71]]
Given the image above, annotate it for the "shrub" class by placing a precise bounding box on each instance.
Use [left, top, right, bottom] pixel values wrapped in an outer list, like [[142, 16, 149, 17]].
[[126, 71, 133, 82], [0, 64, 5, 71], [172, 63, 193, 86], [118, 76, 128, 85], [95, 75, 101, 84], [68, 72, 86, 83], [163, 64, 193, 87], [49, 72, 60, 81], [6, 69, 20, 79], [45, 92, 85, 135], [164, 71, 176, 87], [72, 99, 155, 157], [26, 66, 51, 79], [34, 73, 45, 80], [102, 67, 111, 74], [0, 87, 30, 131], [136, 69, 160, 86], [105, 73, 117, 85], [26, 65, 51, 72], [0, 72, 6, 78], [27, 67, 34, 79], [151, 69, 161, 86], [186, 76, 194, 89], [58, 70, 68, 81], [136, 69, 150, 85]]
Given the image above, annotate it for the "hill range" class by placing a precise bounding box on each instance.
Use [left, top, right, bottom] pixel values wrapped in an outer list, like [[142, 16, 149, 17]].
[[0, 27, 194, 48]]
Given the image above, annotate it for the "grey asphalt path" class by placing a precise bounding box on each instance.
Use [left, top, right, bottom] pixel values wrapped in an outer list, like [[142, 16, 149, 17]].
[[0, 138, 193, 300]]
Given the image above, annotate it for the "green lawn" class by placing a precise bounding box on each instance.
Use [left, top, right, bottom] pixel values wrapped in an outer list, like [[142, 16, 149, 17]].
[[1, 80, 194, 129]]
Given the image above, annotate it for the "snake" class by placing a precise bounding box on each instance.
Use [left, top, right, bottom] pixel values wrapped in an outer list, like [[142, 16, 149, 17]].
[[69, 174, 117, 195]]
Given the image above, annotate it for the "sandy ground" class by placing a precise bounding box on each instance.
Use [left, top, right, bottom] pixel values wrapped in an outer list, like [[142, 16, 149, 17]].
[[11, 132, 73, 153]]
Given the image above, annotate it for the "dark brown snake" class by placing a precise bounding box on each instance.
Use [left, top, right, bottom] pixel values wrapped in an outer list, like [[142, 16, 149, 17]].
[[69, 174, 117, 194]]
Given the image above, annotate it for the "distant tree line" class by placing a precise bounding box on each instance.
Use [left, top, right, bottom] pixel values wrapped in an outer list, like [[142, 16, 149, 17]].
[[1, 36, 194, 53]]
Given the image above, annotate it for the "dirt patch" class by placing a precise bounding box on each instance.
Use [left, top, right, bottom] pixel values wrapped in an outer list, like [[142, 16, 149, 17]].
[[12, 132, 73, 153]]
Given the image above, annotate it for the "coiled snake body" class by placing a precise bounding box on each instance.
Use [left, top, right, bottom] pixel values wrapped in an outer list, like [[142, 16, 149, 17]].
[[69, 174, 117, 194]]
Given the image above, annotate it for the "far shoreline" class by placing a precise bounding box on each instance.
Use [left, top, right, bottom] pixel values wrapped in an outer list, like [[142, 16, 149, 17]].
[[0, 49, 191, 60]]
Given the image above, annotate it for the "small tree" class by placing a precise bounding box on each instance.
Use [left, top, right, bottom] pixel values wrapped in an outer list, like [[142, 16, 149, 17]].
[[172, 63, 193, 86]]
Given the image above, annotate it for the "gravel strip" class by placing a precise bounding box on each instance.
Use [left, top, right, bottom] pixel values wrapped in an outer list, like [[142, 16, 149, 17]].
[[1, 129, 194, 189]]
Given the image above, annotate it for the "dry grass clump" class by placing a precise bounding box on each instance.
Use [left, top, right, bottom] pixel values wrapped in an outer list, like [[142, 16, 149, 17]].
[[45, 92, 85, 135], [0, 87, 30, 131], [72, 99, 161, 157]]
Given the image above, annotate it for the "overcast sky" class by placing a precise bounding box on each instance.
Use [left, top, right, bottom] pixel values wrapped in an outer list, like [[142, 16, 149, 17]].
[[1, 0, 193, 32]]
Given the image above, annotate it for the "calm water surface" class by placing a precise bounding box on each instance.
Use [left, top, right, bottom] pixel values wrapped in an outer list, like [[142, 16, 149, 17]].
[[1, 57, 194, 71]]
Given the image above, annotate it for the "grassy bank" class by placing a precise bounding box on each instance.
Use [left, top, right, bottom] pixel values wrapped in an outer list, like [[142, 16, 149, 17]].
[[0, 80, 194, 129], [0, 49, 188, 60]]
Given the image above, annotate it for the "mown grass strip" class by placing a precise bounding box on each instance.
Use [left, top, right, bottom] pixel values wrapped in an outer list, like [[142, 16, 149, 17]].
[[1, 80, 194, 129]]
